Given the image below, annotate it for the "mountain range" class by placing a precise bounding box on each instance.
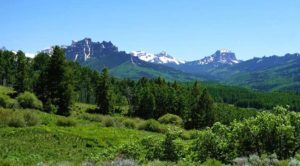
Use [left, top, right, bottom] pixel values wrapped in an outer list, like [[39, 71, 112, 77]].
[[39, 38, 300, 91]]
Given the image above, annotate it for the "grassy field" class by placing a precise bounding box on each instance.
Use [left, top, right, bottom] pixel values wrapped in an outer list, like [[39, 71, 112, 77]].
[[0, 87, 166, 166], [0, 106, 164, 165]]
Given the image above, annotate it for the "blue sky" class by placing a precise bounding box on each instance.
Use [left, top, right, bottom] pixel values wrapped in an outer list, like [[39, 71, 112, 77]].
[[1, 0, 300, 60]]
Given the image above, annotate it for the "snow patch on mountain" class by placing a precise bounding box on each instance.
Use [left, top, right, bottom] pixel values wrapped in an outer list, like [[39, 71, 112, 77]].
[[25, 52, 36, 58], [131, 51, 185, 65], [196, 49, 241, 65]]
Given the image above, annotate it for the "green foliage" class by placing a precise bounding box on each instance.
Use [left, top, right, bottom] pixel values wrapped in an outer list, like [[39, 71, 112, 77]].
[[201, 159, 223, 166], [118, 142, 144, 160], [0, 109, 41, 127], [289, 158, 300, 166], [191, 127, 232, 162], [16, 91, 42, 109], [191, 106, 300, 162], [43, 100, 57, 113], [205, 82, 300, 112], [123, 119, 137, 129], [132, 86, 156, 119], [8, 114, 26, 128], [35, 46, 74, 116], [188, 88, 214, 129], [158, 113, 183, 126], [96, 68, 113, 114], [213, 103, 259, 125], [0, 86, 14, 95], [180, 129, 199, 140], [0, 94, 16, 108], [140, 136, 164, 161], [14, 51, 30, 93], [56, 117, 77, 127], [138, 119, 163, 133], [162, 130, 180, 162], [23, 112, 40, 126], [102, 116, 115, 127]]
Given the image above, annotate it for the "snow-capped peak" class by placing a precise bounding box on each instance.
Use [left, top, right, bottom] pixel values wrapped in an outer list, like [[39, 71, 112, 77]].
[[130, 51, 185, 65], [196, 49, 240, 65]]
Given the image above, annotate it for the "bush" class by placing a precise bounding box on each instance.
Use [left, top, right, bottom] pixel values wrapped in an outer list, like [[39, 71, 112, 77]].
[[23, 112, 40, 126], [0, 94, 17, 108], [123, 119, 137, 129], [0, 109, 39, 127], [0, 109, 11, 127], [180, 130, 199, 140], [56, 117, 76, 127], [202, 159, 222, 166], [43, 100, 57, 113], [8, 114, 26, 127], [102, 117, 115, 127], [17, 92, 42, 109], [279, 160, 289, 166], [80, 113, 103, 123], [158, 113, 183, 126], [140, 136, 163, 161], [138, 119, 162, 133], [289, 158, 300, 166], [118, 142, 144, 160]]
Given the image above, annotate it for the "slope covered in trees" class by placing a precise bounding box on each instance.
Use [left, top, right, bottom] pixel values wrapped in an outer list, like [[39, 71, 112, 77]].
[[1, 48, 300, 165]]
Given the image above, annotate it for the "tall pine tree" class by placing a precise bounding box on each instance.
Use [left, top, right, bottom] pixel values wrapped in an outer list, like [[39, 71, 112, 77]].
[[190, 88, 214, 129], [96, 68, 113, 114], [36, 46, 73, 116], [14, 51, 30, 93], [137, 87, 156, 119]]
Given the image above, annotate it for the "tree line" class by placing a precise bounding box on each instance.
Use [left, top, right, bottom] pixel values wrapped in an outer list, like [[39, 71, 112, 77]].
[[1, 47, 300, 129]]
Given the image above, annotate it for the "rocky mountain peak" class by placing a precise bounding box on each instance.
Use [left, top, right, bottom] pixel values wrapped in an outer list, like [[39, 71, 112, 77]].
[[197, 49, 240, 65]]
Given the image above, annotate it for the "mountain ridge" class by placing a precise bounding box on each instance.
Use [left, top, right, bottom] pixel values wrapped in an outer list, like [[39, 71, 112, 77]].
[[37, 38, 300, 91]]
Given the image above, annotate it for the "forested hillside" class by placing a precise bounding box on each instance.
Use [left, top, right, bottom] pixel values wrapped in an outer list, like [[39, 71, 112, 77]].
[[1, 47, 300, 165]]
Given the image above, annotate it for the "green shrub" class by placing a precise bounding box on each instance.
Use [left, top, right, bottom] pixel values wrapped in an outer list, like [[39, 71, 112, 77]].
[[118, 141, 144, 160], [102, 116, 115, 127], [180, 130, 199, 140], [141, 136, 163, 161], [17, 92, 42, 109], [0, 94, 17, 108], [279, 160, 289, 166], [23, 112, 40, 126], [158, 113, 183, 126], [162, 131, 179, 162], [289, 158, 300, 166], [80, 113, 103, 123], [8, 114, 26, 127], [43, 100, 57, 113], [0, 109, 11, 127], [123, 119, 137, 129], [56, 117, 76, 127], [202, 159, 222, 166], [138, 119, 162, 133]]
